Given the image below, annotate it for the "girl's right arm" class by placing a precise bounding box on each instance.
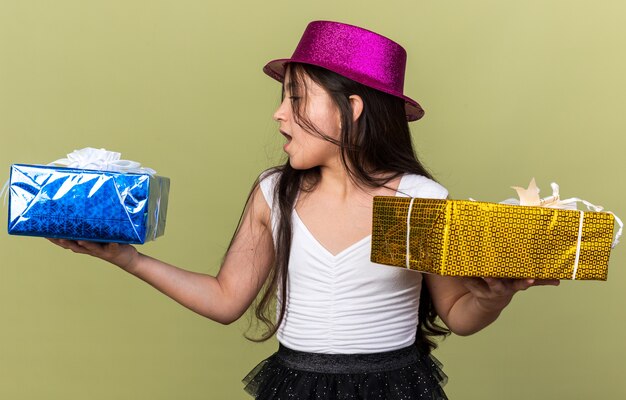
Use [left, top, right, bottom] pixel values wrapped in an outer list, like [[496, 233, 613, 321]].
[[48, 184, 275, 325]]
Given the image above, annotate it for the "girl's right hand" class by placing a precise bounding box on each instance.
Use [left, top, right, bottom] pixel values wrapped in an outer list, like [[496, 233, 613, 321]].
[[45, 180, 274, 324], [47, 239, 139, 272]]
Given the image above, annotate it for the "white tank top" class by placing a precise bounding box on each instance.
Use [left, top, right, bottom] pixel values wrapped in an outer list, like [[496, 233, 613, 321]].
[[259, 171, 448, 354]]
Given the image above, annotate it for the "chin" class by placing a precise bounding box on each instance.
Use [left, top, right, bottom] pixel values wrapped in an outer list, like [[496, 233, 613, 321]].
[[288, 158, 315, 170], [288, 160, 306, 170]]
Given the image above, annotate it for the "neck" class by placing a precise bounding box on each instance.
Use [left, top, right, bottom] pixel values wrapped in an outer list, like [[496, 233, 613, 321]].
[[315, 160, 367, 200]]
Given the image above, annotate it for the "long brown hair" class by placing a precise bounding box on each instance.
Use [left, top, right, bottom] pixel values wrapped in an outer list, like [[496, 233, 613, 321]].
[[245, 63, 449, 353]]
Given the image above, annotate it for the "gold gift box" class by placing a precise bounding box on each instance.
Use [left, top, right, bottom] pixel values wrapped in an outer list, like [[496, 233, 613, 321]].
[[371, 197, 616, 280]]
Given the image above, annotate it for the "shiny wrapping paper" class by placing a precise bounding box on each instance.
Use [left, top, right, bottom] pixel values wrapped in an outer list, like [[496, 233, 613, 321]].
[[371, 197, 615, 280], [8, 164, 169, 244]]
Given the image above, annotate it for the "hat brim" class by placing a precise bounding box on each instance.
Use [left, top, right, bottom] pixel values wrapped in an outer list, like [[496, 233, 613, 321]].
[[263, 59, 425, 122]]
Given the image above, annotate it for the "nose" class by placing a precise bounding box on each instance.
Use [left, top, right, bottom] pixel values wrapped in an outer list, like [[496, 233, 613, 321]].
[[273, 96, 289, 122]]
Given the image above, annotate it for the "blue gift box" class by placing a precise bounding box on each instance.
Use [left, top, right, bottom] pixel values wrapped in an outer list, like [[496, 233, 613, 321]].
[[7, 164, 169, 244]]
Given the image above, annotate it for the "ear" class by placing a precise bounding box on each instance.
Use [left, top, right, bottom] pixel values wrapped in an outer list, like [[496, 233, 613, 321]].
[[348, 95, 363, 122]]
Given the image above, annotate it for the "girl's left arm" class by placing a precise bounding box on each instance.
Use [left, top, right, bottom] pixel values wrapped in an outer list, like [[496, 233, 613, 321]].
[[424, 274, 559, 336]]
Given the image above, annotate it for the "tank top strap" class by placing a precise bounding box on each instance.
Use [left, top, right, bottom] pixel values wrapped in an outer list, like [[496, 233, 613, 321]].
[[396, 174, 448, 200], [258, 169, 281, 243], [259, 170, 279, 208]]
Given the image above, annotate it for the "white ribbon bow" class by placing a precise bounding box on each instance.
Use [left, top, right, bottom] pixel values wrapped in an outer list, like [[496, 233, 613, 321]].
[[50, 147, 156, 175], [500, 178, 622, 249], [465, 179, 622, 280], [1, 148, 156, 204]]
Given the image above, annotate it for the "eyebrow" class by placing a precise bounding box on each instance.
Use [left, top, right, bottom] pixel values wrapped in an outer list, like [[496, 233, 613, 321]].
[[284, 81, 297, 94]]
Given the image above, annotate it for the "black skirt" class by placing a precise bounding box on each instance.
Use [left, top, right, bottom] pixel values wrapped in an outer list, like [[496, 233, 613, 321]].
[[242, 344, 448, 399]]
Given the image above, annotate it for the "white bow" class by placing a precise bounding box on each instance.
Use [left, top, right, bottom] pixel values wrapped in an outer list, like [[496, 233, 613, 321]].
[[50, 147, 156, 175], [2, 148, 157, 205], [500, 178, 622, 249]]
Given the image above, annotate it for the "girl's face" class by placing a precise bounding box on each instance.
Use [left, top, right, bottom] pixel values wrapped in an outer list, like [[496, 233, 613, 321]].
[[273, 68, 342, 170]]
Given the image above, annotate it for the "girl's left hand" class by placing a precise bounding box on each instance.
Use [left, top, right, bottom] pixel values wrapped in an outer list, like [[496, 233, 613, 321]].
[[462, 277, 560, 313]]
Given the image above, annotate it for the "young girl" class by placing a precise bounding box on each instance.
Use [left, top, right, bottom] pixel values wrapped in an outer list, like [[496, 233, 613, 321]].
[[50, 20, 558, 399]]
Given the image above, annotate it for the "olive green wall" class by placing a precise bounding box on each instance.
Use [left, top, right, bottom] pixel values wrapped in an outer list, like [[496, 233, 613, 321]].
[[1, 1, 624, 399]]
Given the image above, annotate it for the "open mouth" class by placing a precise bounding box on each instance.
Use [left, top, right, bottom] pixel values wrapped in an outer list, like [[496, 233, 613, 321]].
[[280, 130, 292, 142]]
